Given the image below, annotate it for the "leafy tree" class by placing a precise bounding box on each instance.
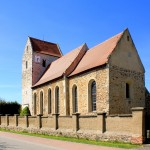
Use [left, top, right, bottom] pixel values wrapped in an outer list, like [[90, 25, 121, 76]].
[[20, 106, 31, 116]]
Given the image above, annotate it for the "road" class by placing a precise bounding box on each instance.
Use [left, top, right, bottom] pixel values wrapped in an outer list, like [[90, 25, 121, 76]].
[[0, 134, 61, 150], [0, 131, 125, 150]]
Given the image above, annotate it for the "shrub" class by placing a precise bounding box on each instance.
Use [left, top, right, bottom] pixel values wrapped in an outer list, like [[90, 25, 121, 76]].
[[20, 106, 31, 116]]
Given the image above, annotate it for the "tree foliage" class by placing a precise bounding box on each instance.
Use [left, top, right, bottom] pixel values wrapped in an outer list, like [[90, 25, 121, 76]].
[[0, 98, 21, 115], [20, 106, 31, 116]]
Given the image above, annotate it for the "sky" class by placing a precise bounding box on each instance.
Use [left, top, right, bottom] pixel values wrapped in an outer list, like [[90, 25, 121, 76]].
[[0, 0, 150, 104]]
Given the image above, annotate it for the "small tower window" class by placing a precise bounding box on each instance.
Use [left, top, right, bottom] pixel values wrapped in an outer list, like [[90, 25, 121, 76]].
[[126, 83, 130, 98], [26, 61, 28, 69], [127, 35, 130, 41], [42, 59, 46, 67], [26, 46, 28, 53]]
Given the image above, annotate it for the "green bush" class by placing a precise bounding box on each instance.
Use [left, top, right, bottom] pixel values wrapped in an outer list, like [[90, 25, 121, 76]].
[[0, 98, 21, 115], [20, 106, 31, 116]]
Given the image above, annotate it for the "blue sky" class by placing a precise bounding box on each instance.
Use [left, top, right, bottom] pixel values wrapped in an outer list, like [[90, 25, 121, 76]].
[[0, 0, 150, 104]]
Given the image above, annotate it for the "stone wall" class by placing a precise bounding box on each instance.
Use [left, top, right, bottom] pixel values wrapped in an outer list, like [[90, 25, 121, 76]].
[[32, 78, 67, 116], [109, 65, 145, 114], [0, 107, 146, 144], [32, 66, 109, 116], [69, 67, 109, 115]]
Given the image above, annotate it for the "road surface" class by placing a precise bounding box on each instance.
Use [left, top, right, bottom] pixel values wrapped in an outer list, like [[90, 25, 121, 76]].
[[0, 131, 125, 150]]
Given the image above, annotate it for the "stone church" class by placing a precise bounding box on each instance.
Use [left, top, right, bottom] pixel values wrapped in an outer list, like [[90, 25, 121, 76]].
[[22, 28, 146, 116]]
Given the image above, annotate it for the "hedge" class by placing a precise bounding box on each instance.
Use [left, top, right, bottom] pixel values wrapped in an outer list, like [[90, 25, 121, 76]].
[[0, 99, 21, 115]]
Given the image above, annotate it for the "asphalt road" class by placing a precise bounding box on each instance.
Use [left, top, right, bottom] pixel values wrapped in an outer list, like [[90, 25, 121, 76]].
[[0, 135, 62, 150], [0, 131, 125, 150]]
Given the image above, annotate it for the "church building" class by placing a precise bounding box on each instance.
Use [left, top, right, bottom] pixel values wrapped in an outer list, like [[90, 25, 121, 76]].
[[22, 28, 145, 116]]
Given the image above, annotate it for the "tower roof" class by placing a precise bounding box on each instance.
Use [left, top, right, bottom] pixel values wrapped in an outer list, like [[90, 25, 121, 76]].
[[29, 37, 62, 57]]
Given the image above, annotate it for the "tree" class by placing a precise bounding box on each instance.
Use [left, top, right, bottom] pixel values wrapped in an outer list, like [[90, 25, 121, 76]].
[[20, 106, 31, 116]]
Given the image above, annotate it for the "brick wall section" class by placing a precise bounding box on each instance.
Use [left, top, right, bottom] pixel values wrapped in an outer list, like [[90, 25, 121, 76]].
[[69, 67, 109, 115], [109, 65, 145, 114], [32, 52, 58, 85], [0, 108, 146, 144], [33, 78, 66, 116]]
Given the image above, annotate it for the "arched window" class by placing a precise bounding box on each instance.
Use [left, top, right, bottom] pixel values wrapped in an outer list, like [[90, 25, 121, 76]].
[[33, 93, 37, 115], [91, 81, 96, 111], [40, 91, 43, 115], [126, 83, 130, 98], [72, 85, 78, 113], [55, 87, 59, 114], [48, 89, 52, 114]]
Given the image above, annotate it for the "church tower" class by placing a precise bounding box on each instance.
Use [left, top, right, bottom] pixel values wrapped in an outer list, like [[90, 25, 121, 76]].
[[22, 37, 62, 114]]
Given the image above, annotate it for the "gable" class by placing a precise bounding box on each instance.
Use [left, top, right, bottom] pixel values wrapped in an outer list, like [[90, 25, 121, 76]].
[[23, 37, 33, 56], [109, 29, 145, 73], [69, 32, 123, 76]]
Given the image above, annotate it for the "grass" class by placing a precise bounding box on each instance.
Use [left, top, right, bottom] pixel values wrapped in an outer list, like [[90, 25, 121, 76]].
[[0, 128, 141, 149]]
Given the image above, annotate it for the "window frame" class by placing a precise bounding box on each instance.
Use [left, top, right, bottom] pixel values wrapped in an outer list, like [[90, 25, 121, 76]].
[[55, 86, 60, 114], [33, 93, 37, 115], [91, 81, 96, 112], [72, 85, 78, 113], [40, 91, 44, 115], [48, 88, 52, 114]]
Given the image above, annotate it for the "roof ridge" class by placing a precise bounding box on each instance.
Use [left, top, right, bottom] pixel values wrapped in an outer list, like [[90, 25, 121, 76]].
[[64, 43, 88, 76], [29, 36, 57, 45]]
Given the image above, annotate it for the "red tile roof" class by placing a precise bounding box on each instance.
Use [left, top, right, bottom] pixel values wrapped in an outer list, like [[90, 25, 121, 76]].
[[29, 37, 62, 57], [69, 31, 123, 76], [33, 44, 88, 87]]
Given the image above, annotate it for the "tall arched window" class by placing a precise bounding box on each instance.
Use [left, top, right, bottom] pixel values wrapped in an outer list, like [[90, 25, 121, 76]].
[[72, 85, 78, 113], [91, 81, 96, 111], [40, 91, 43, 115], [55, 87, 59, 114], [33, 93, 37, 115], [48, 89, 52, 114]]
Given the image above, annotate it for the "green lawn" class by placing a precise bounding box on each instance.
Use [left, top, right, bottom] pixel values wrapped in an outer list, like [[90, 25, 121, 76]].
[[0, 128, 142, 149]]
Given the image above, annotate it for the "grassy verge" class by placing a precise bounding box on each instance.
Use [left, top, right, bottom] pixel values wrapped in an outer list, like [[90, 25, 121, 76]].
[[0, 128, 141, 149]]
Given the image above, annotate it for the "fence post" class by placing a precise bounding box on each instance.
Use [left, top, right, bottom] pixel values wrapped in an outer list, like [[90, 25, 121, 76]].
[[0, 114, 2, 125], [72, 113, 80, 131], [25, 115, 29, 128], [37, 114, 42, 129], [97, 112, 106, 133], [6, 114, 10, 126], [131, 107, 145, 144], [52, 113, 59, 130], [14, 114, 19, 127]]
